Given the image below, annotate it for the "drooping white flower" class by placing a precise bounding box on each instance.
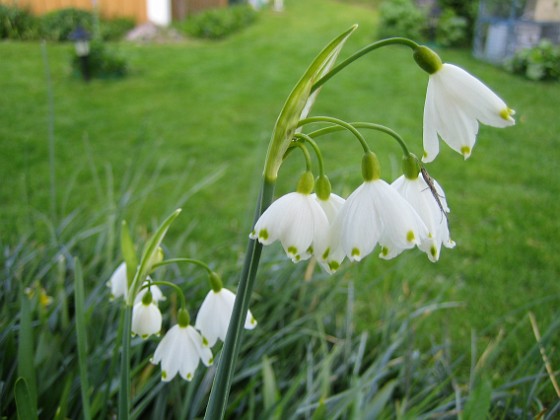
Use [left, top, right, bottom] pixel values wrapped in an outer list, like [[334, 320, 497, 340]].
[[107, 262, 166, 304], [195, 288, 257, 347], [250, 192, 329, 263], [326, 179, 429, 268], [392, 175, 456, 261], [151, 324, 213, 382], [312, 193, 346, 273], [107, 262, 128, 299], [131, 298, 162, 339], [422, 63, 515, 162]]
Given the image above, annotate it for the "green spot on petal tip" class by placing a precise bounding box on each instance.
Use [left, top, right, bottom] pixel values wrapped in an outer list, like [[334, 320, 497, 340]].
[[406, 230, 415, 243]]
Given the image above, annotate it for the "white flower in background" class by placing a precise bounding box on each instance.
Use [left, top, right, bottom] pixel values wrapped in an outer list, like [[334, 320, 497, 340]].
[[195, 288, 257, 347], [250, 192, 329, 263], [131, 293, 162, 339], [107, 262, 128, 299], [327, 179, 429, 267], [392, 175, 456, 261], [151, 324, 213, 382], [422, 63, 515, 163], [107, 262, 165, 303]]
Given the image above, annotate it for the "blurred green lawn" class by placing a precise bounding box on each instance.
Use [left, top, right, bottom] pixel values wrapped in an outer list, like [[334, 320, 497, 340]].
[[1, 0, 559, 384]]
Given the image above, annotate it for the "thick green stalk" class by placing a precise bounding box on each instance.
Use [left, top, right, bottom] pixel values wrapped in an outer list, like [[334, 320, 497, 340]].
[[118, 305, 132, 420], [204, 178, 275, 419]]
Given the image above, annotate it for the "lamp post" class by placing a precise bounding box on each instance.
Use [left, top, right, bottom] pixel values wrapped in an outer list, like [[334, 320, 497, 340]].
[[69, 26, 91, 82]]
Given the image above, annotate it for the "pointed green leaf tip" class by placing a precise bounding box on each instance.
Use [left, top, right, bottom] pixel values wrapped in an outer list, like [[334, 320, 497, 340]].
[[263, 25, 357, 181], [413, 45, 443, 74]]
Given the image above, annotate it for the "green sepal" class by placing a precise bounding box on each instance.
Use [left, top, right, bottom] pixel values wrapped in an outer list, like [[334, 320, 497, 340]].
[[120, 220, 137, 288], [127, 209, 181, 306], [362, 151, 381, 181], [263, 25, 357, 182], [177, 307, 190, 327], [402, 153, 421, 180], [296, 171, 315, 195], [209, 272, 223, 293], [315, 174, 332, 200], [413, 45, 443, 74]]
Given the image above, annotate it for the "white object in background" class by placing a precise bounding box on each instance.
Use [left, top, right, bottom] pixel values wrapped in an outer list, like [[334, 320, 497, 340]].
[[147, 0, 171, 26]]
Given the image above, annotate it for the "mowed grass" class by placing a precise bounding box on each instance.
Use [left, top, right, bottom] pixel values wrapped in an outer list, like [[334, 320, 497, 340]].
[[1, 0, 559, 392]]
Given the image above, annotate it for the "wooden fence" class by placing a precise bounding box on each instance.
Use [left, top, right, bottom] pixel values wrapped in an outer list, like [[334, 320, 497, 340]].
[[0, 0, 229, 23]]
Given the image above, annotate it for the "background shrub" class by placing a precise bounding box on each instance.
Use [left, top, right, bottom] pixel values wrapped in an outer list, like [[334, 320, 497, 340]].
[[40, 7, 93, 41], [0, 4, 39, 40], [435, 8, 468, 47], [505, 40, 560, 81], [377, 0, 427, 40], [100, 17, 135, 41], [178, 4, 257, 40]]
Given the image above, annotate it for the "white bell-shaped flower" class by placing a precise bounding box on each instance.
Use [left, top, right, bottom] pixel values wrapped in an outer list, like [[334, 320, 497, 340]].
[[392, 174, 456, 261], [422, 63, 515, 162], [107, 262, 128, 299], [131, 291, 162, 339], [250, 191, 329, 263], [327, 179, 429, 267], [151, 323, 213, 382], [312, 193, 346, 273], [195, 287, 257, 347]]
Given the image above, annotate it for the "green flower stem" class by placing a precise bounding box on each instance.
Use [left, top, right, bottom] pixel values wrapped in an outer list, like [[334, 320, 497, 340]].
[[311, 37, 419, 92], [298, 116, 370, 153], [142, 280, 188, 309], [294, 132, 326, 176], [118, 304, 132, 420], [287, 141, 313, 172], [152, 258, 213, 274], [204, 178, 275, 420], [308, 121, 410, 156]]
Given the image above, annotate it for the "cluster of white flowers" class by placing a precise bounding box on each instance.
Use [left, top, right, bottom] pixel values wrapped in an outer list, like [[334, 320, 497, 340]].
[[251, 56, 514, 272], [107, 263, 257, 381]]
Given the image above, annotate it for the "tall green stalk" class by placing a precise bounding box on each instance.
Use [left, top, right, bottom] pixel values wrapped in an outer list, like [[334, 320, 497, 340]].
[[118, 305, 132, 420]]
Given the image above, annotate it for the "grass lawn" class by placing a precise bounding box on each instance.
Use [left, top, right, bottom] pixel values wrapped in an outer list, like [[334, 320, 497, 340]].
[[1, 0, 560, 415]]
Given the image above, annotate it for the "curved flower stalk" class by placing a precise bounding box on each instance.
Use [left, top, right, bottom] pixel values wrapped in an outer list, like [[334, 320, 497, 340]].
[[392, 174, 455, 261], [414, 46, 515, 162], [152, 309, 213, 382], [195, 287, 257, 347]]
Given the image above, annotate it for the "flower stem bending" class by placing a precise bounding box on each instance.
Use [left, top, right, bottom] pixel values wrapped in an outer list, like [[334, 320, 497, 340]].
[[298, 116, 370, 153], [311, 37, 419, 92], [293, 132, 326, 177]]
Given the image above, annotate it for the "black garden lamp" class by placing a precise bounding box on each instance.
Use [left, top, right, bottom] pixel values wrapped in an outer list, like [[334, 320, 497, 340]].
[[69, 26, 91, 81]]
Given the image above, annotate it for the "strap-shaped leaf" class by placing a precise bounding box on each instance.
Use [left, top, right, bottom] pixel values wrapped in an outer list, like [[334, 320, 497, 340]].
[[263, 25, 358, 181]]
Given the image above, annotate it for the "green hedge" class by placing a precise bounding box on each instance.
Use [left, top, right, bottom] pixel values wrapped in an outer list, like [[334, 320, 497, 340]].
[[506, 40, 560, 81], [177, 4, 257, 40]]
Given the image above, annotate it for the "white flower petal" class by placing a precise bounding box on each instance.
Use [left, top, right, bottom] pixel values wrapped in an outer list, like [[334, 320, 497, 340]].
[[131, 301, 162, 339], [107, 262, 128, 300], [423, 63, 514, 162]]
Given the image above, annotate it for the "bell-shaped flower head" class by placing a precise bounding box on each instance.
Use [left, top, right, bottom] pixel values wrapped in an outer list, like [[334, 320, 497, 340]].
[[326, 152, 429, 269], [107, 262, 128, 300], [414, 46, 515, 162], [392, 171, 456, 262], [312, 190, 346, 273], [152, 309, 213, 382], [250, 171, 329, 263], [195, 274, 257, 347], [131, 290, 162, 339]]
